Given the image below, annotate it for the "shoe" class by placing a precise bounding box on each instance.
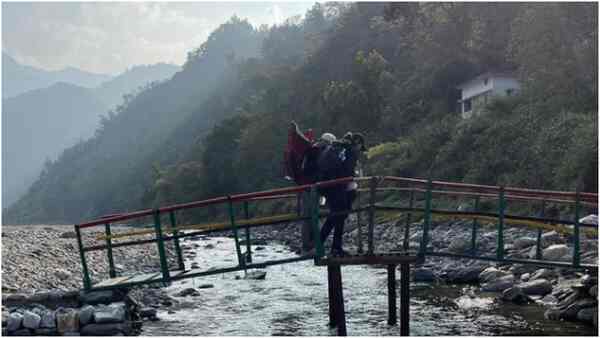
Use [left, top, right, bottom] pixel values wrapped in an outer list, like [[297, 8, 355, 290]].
[[330, 248, 349, 257]]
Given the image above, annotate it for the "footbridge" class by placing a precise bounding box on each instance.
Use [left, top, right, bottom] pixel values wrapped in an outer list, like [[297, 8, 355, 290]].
[[74, 176, 598, 335]]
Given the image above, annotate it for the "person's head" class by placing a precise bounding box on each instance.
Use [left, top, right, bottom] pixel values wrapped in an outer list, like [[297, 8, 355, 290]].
[[320, 132, 337, 143], [342, 132, 366, 152]]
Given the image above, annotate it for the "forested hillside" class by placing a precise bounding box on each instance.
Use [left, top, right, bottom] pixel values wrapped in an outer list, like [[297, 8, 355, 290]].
[[5, 3, 597, 225]]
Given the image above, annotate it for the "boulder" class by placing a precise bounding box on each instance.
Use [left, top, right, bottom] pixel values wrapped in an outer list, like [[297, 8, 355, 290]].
[[562, 299, 597, 320], [589, 285, 597, 298], [513, 237, 537, 249], [80, 290, 123, 305], [448, 237, 470, 254], [479, 267, 509, 284], [445, 264, 486, 283], [139, 308, 157, 320], [79, 305, 95, 326], [579, 214, 598, 226], [501, 286, 532, 304], [481, 274, 515, 292], [530, 268, 556, 281], [94, 303, 126, 324], [577, 307, 597, 323], [543, 244, 569, 261], [174, 288, 200, 297], [519, 279, 553, 296], [521, 273, 530, 282], [245, 271, 267, 280], [56, 308, 79, 334], [22, 311, 41, 330], [540, 293, 559, 306], [581, 274, 598, 289], [413, 268, 435, 282], [54, 269, 72, 280], [80, 323, 126, 336], [541, 231, 561, 246], [7, 312, 23, 332], [39, 310, 56, 328], [60, 231, 77, 239]]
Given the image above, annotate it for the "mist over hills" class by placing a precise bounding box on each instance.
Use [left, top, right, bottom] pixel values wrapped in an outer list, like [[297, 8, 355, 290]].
[[2, 53, 181, 208], [2, 52, 112, 98]]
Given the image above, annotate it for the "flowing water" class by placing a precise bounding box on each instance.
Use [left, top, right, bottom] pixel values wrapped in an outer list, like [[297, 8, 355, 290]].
[[142, 236, 595, 336]]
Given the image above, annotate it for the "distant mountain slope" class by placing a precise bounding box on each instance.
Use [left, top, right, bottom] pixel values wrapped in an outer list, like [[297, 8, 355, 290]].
[[2, 52, 113, 98], [94, 63, 181, 109], [2, 83, 108, 207]]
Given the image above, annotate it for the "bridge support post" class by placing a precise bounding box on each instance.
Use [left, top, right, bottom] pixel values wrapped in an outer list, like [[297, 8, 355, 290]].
[[357, 190, 363, 254], [419, 178, 432, 258], [368, 177, 377, 255], [387, 264, 397, 326], [327, 264, 347, 336], [227, 199, 245, 270], [300, 192, 313, 253], [497, 187, 505, 261], [400, 263, 410, 336], [470, 196, 479, 255], [536, 200, 545, 260]]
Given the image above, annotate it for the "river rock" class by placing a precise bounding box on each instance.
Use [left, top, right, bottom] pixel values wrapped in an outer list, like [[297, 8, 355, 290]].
[[245, 271, 267, 280], [519, 279, 553, 296], [79, 305, 94, 325], [54, 269, 72, 280], [579, 214, 598, 225], [81, 323, 126, 336], [445, 264, 486, 283], [577, 307, 597, 323], [22, 311, 41, 329], [94, 303, 126, 324], [7, 312, 23, 331], [521, 273, 531, 282], [12, 328, 33, 336], [197, 284, 214, 289], [589, 285, 597, 298], [60, 231, 77, 239], [414, 268, 435, 282], [501, 286, 532, 304], [39, 310, 56, 328], [530, 268, 556, 281], [479, 267, 509, 283], [513, 237, 536, 249], [581, 274, 597, 289], [541, 231, 561, 246], [481, 274, 514, 292], [560, 298, 597, 320], [543, 244, 569, 261], [35, 327, 58, 335], [540, 293, 558, 306], [175, 288, 200, 297], [139, 308, 157, 320], [56, 308, 79, 334], [448, 237, 470, 253]]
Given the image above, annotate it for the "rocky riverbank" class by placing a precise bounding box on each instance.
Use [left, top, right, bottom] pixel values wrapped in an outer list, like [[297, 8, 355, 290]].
[[240, 214, 598, 330]]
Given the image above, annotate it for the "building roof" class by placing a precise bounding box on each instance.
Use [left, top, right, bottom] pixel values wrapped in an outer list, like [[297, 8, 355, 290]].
[[456, 71, 517, 89]]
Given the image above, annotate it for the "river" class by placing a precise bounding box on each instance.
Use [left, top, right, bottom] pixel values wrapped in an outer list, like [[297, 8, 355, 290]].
[[142, 236, 595, 336]]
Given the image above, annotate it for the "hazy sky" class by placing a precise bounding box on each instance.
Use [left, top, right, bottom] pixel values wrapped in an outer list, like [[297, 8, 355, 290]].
[[2, 2, 315, 75]]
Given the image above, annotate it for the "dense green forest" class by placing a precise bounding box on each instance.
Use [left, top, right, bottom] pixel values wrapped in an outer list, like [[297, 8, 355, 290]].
[[4, 2, 597, 224]]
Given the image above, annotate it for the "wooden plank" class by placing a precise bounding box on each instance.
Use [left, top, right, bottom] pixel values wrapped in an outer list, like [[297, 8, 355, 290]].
[[124, 272, 162, 285]]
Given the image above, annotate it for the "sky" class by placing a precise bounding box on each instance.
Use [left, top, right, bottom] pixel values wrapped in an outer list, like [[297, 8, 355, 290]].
[[2, 1, 315, 75]]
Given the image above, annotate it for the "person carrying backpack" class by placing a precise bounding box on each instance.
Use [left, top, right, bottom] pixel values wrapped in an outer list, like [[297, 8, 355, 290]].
[[315, 132, 365, 256]]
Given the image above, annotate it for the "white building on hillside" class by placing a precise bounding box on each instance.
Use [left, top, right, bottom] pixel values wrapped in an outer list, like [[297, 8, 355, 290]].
[[457, 72, 520, 119]]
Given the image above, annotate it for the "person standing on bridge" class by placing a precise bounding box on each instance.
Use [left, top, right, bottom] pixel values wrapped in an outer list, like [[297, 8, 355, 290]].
[[314, 132, 365, 256]]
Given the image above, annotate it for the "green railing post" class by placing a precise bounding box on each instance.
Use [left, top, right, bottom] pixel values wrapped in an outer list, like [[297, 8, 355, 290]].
[[310, 186, 324, 259], [403, 189, 414, 252], [228, 199, 245, 269], [470, 196, 480, 255], [104, 223, 117, 278], [419, 178, 432, 258], [153, 210, 171, 283], [497, 186, 505, 261], [75, 225, 92, 290], [244, 201, 252, 263], [367, 177, 378, 255], [169, 211, 185, 271], [573, 191, 581, 267], [536, 200, 545, 260]]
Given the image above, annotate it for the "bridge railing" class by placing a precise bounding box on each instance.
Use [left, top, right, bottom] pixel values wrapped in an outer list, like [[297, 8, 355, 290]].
[[74, 176, 597, 290]]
